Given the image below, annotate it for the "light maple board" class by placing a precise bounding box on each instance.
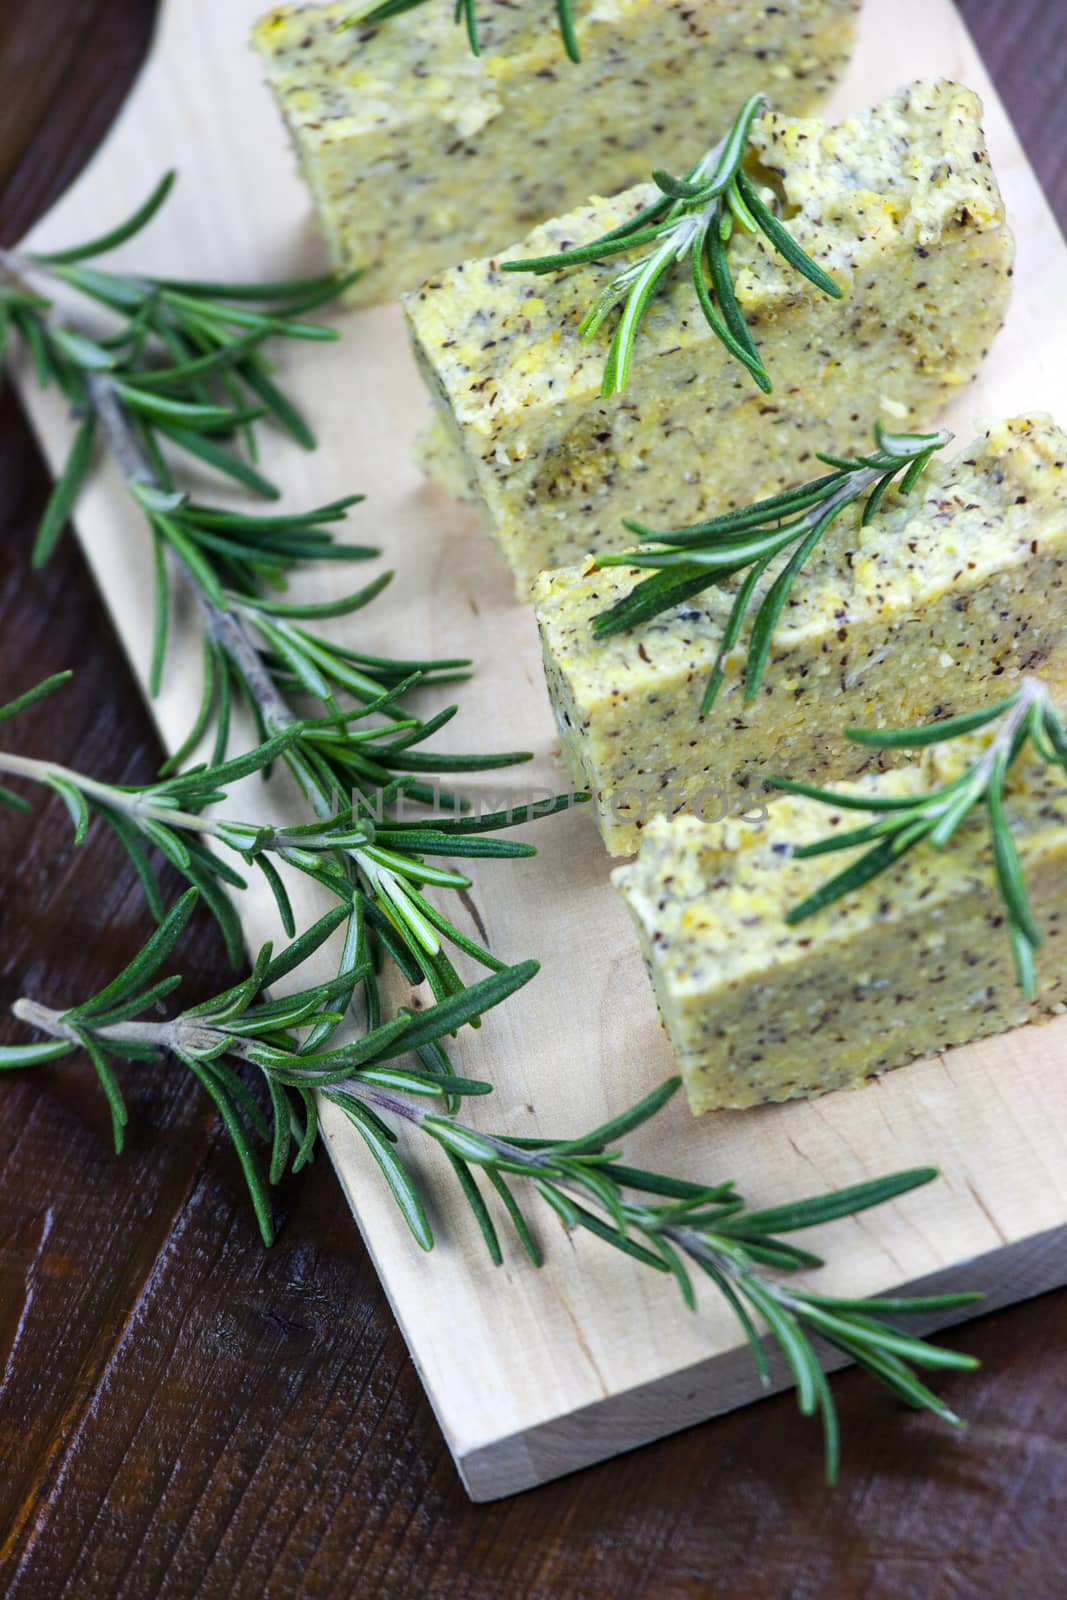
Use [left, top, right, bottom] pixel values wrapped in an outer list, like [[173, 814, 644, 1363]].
[[11, 0, 1067, 1501]]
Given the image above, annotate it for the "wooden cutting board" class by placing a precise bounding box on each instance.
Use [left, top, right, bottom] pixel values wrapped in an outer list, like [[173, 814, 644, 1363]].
[[11, 0, 1067, 1501]]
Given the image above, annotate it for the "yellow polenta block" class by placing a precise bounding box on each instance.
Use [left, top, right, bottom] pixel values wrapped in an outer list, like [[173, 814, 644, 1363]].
[[535, 417, 1067, 856], [252, 0, 858, 307], [406, 81, 1013, 592], [613, 734, 1067, 1113]]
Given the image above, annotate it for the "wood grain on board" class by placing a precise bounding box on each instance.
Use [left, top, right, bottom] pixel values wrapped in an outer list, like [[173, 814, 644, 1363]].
[[1, 0, 1065, 1565]]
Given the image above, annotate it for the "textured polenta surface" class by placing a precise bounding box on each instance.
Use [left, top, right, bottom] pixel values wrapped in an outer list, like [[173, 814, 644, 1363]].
[[613, 733, 1067, 1114], [252, 0, 858, 306], [535, 417, 1067, 855], [406, 80, 1014, 592]]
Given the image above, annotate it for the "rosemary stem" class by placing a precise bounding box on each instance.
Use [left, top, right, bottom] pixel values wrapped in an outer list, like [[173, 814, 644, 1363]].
[[84, 370, 296, 735], [10, 996, 254, 1061], [0, 749, 218, 833]]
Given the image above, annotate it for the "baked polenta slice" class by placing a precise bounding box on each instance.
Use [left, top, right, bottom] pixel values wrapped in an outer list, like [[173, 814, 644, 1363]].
[[614, 723, 1067, 1113], [253, 0, 858, 306], [534, 417, 1067, 856]]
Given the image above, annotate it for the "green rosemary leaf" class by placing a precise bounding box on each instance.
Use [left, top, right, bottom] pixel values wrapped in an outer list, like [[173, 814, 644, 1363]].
[[114, 382, 247, 429], [800, 1302, 978, 1371], [445, 1150, 503, 1264], [547, 1076, 681, 1156], [42, 774, 91, 845], [0, 783, 31, 813], [818, 1330, 964, 1426], [180, 855, 246, 969], [0, 670, 73, 726], [735, 170, 841, 299], [743, 502, 849, 701], [11, 304, 57, 388], [148, 523, 170, 698], [330, 1092, 434, 1250], [590, 567, 716, 639], [568, 1197, 669, 1270], [645, 1232, 697, 1311], [49, 327, 116, 372], [32, 171, 177, 265], [0, 1039, 77, 1067], [85, 975, 185, 1030], [249, 575, 390, 623], [695, 1255, 773, 1386], [767, 774, 921, 813], [355, 743, 533, 774], [291, 1089, 319, 1172], [804, 1290, 984, 1316], [808, 1362, 840, 1485], [845, 694, 1018, 748], [785, 836, 909, 923], [71, 1024, 128, 1154], [706, 224, 768, 389], [403, 961, 538, 1049], [744, 1279, 819, 1413], [265, 1072, 293, 1184], [602, 1165, 734, 1203], [66, 888, 197, 1020], [130, 330, 266, 390], [97, 808, 165, 920], [728, 1168, 939, 1238], [701, 551, 771, 713], [482, 1167, 542, 1265], [987, 759, 1041, 949], [155, 421, 282, 499], [355, 1066, 491, 1098], [201, 1055, 273, 1141], [256, 853, 296, 939], [154, 269, 348, 300], [162, 289, 339, 344], [235, 354, 316, 450], [181, 1048, 275, 1246], [689, 240, 766, 384]]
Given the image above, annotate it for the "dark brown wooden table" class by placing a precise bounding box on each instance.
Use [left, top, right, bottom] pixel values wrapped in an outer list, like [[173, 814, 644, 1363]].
[[0, 4, 1064, 1595]]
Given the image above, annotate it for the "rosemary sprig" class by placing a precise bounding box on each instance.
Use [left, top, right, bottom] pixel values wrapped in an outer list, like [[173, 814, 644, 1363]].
[[2, 890, 536, 1243], [1, 175, 583, 1016], [0, 672, 578, 983], [4, 915, 978, 1483], [1, 170, 362, 539], [342, 0, 581, 63], [502, 94, 842, 397], [593, 423, 954, 711], [770, 677, 1067, 997]]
